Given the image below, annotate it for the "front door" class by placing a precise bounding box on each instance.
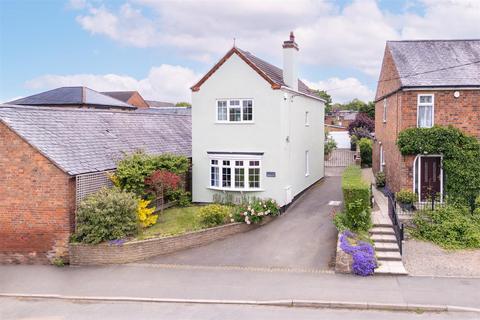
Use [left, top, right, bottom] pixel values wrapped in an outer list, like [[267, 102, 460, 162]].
[[420, 156, 441, 201]]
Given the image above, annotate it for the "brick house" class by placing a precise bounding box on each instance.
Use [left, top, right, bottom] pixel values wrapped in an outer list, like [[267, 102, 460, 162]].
[[0, 104, 191, 263], [373, 40, 480, 202], [102, 90, 150, 109]]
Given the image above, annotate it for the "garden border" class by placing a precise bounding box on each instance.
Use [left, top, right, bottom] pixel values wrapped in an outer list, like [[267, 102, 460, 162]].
[[70, 216, 274, 265]]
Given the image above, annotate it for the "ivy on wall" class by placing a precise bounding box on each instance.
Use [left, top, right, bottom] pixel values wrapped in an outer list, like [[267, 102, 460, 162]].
[[397, 126, 480, 210]]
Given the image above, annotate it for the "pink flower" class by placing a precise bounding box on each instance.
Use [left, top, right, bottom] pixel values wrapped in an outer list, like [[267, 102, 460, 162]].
[[246, 221, 251, 225]]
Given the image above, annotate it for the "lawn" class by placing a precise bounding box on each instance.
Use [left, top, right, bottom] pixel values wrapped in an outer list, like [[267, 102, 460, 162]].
[[140, 206, 206, 239]]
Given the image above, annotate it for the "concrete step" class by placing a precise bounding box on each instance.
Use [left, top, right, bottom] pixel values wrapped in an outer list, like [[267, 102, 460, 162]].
[[370, 227, 395, 235], [371, 234, 397, 243], [377, 251, 402, 261], [375, 260, 408, 275], [374, 242, 399, 252]]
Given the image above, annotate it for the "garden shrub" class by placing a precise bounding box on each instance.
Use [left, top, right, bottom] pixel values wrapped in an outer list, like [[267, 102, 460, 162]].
[[375, 172, 386, 188], [358, 138, 372, 167], [114, 151, 189, 196], [348, 113, 375, 138], [137, 199, 157, 228], [397, 126, 480, 210], [72, 188, 139, 244], [324, 138, 337, 157], [341, 166, 371, 232], [233, 198, 280, 224], [197, 204, 231, 228], [166, 189, 191, 207], [411, 204, 480, 249], [340, 230, 376, 276], [395, 189, 417, 205]]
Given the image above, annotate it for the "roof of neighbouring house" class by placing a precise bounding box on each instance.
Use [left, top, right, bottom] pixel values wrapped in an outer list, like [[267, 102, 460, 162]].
[[136, 107, 191, 115], [0, 105, 191, 175], [387, 40, 480, 87], [191, 47, 320, 100], [9, 87, 136, 109], [102, 91, 150, 109], [146, 100, 176, 108]]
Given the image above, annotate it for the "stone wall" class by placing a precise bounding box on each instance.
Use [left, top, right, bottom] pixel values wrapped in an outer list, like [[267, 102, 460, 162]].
[[0, 123, 75, 264], [334, 233, 352, 274], [70, 217, 273, 265]]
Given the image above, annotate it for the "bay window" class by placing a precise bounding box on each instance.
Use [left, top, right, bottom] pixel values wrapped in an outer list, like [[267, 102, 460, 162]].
[[209, 156, 261, 190], [216, 99, 254, 123], [417, 94, 434, 128]]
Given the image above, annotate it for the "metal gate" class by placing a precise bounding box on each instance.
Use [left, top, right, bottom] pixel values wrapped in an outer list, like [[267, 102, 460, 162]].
[[325, 149, 356, 167]]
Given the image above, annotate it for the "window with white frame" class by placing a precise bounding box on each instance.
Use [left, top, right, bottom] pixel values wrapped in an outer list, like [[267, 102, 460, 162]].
[[379, 144, 384, 172], [209, 156, 261, 190], [417, 94, 434, 128], [383, 98, 387, 123], [305, 111, 310, 126], [216, 99, 254, 123], [305, 150, 310, 176]]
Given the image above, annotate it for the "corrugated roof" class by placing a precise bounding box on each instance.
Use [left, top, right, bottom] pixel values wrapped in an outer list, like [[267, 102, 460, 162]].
[[387, 40, 480, 87], [9, 87, 136, 109], [0, 105, 191, 175]]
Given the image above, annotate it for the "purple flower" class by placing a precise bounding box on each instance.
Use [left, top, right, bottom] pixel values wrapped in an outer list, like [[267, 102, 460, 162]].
[[339, 230, 376, 276], [109, 239, 125, 246]]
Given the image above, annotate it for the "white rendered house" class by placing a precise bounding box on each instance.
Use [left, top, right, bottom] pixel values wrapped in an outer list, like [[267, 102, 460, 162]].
[[191, 33, 325, 206]]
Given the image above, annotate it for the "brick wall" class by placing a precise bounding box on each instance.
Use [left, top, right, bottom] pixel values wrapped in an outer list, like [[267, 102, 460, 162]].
[[70, 217, 273, 265], [127, 92, 149, 109], [0, 123, 75, 264], [373, 43, 480, 193]]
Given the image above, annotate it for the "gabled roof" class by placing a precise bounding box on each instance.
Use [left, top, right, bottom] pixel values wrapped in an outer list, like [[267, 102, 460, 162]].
[[0, 105, 191, 175], [191, 47, 317, 98], [101, 91, 137, 102], [9, 87, 136, 109], [387, 40, 480, 88]]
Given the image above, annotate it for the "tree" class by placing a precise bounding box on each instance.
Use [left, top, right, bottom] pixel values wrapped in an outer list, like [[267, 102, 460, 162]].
[[358, 101, 375, 119], [175, 102, 191, 107], [312, 90, 332, 113], [144, 170, 181, 212], [348, 113, 375, 138]]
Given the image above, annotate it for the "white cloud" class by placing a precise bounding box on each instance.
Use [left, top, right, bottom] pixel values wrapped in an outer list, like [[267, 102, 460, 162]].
[[303, 77, 375, 103], [72, 0, 480, 77], [25, 64, 201, 103]]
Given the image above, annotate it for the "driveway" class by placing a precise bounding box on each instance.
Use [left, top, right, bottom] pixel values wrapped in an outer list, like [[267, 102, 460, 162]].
[[142, 175, 342, 270]]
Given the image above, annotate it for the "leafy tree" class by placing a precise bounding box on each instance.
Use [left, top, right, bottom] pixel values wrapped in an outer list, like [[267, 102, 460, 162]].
[[348, 113, 375, 137], [175, 102, 191, 107], [145, 170, 181, 212], [358, 101, 375, 119], [313, 90, 332, 113]]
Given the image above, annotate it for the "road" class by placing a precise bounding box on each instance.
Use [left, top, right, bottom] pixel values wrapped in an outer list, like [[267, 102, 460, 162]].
[[2, 297, 479, 320]]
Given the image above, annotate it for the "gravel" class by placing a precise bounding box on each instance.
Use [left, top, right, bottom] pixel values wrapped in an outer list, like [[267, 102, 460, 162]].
[[404, 239, 480, 277]]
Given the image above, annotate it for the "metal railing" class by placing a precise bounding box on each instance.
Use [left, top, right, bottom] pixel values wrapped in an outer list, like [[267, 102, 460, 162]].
[[386, 191, 404, 255]]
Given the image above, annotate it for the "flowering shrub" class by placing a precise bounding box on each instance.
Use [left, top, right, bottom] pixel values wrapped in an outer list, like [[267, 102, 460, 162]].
[[233, 198, 280, 225], [197, 204, 231, 227], [145, 169, 181, 211], [339, 231, 376, 276], [137, 199, 157, 228]]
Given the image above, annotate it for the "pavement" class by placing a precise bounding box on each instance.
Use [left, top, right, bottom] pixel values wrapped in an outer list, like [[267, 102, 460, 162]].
[[2, 297, 479, 320], [142, 176, 341, 270]]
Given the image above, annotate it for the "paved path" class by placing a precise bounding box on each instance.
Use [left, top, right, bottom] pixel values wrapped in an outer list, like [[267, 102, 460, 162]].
[[143, 177, 341, 270], [0, 264, 479, 310], [2, 297, 477, 320]]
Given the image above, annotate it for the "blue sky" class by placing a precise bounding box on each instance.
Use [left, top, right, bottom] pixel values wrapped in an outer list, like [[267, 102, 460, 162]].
[[1, 0, 478, 103]]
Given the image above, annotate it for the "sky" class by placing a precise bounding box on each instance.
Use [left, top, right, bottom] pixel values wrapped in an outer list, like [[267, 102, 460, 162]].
[[0, 0, 479, 104]]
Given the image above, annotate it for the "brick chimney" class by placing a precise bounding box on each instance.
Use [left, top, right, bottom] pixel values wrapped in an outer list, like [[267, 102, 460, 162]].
[[282, 31, 299, 91]]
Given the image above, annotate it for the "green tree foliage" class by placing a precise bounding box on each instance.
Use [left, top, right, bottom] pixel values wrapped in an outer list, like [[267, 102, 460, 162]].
[[397, 126, 480, 210], [72, 188, 139, 244], [115, 151, 189, 197], [331, 99, 375, 120], [175, 102, 192, 107], [358, 101, 375, 119], [313, 90, 332, 113]]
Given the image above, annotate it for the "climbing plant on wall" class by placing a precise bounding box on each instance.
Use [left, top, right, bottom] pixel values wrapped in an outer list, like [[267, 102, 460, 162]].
[[397, 126, 480, 211]]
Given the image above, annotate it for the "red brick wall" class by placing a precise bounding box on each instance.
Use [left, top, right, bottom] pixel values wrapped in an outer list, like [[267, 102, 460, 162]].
[[127, 92, 149, 109], [0, 123, 75, 264]]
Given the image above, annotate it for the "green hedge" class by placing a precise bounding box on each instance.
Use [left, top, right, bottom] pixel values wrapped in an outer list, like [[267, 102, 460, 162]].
[[358, 138, 372, 167], [339, 165, 371, 231]]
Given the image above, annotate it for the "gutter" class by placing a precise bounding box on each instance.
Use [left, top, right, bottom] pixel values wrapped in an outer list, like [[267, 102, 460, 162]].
[[375, 85, 480, 102], [280, 86, 326, 103]]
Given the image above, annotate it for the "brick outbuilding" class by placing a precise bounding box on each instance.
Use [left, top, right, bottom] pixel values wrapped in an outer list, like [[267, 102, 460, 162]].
[[0, 105, 191, 263], [373, 40, 480, 201]]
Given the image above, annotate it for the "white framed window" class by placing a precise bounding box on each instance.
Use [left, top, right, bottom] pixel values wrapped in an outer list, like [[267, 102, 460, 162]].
[[383, 98, 387, 123], [305, 111, 310, 126], [216, 99, 254, 123], [417, 94, 434, 128], [209, 155, 262, 191], [305, 150, 310, 176], [379, 144, 384, 172]]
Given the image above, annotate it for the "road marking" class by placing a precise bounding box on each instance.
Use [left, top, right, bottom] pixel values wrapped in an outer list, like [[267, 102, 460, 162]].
[[328, 201, 342, 206], [124, 263, 335, 274]]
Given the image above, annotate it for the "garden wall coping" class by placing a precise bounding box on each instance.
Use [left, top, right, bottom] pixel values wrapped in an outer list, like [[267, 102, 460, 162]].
[[70, 216, 273, 265]]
